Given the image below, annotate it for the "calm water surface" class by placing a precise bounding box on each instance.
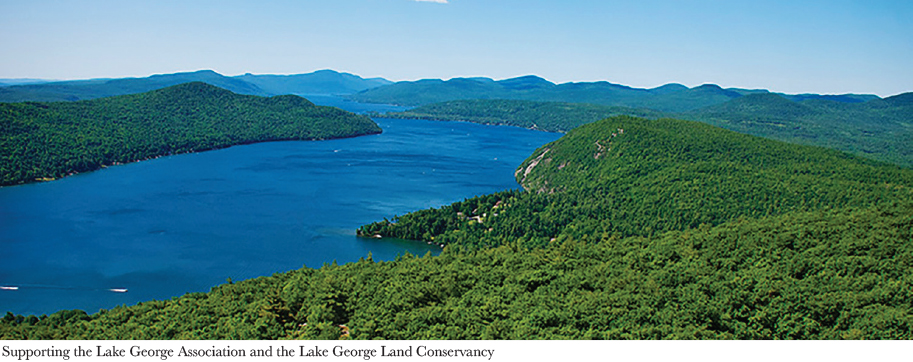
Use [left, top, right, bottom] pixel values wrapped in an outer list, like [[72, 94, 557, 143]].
[[0, 97, 561, 315]]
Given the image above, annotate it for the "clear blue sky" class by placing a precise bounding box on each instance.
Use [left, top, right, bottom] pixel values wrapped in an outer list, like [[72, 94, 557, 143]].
[[1, 0, 910, 96]]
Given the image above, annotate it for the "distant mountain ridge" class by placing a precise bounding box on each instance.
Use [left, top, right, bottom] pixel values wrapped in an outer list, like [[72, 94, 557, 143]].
[[0, 70, 268, 102], [0, 78, 55, 86], [0, 69, 392, 103], [2, 70, 887, 112], [348, 75, 884, 112], [235, 70, 392, 95]]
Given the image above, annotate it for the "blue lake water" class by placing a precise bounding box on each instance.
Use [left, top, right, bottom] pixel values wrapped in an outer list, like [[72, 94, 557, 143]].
[[0, 97, 561, 316]]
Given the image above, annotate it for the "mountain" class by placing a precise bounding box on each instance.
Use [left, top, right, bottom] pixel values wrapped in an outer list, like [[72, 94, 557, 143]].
[[7, 115, 911, 339], [0, 78, 55, 86], [496, 75, 555, 90], [349, 76, 882, 112], [632, 83, 742, 112], [233, 69, 392, 95], [0, 70, 268, 102], [0, 69, 393, 103], [346, 77, 513, 105], [347, 77, 679, 109], [647, 83, 689, 95], [688, 92, 818, 120], [682, 92, 913, 167], [360, 115, 913, 248], [0, 82, 380, 186], [782, 93, 880, 103], [883, 92, 913, 107], [533, 81, 657, 108]]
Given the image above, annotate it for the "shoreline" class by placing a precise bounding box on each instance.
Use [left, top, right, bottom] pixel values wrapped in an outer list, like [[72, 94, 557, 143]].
[[370, 113, 567, 134], [1, 129, 383, 188]]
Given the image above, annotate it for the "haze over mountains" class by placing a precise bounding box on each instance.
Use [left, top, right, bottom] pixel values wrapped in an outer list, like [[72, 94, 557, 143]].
[[0, 70, 886, 111], [0, 69, 391, 103], [235, 70, 392, 96], [348, 75, 882, 112], [2, 69, 909, 168]]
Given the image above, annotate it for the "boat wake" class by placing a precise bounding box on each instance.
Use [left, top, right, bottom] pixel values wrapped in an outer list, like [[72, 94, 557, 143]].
[[0, 284, 127, 293]]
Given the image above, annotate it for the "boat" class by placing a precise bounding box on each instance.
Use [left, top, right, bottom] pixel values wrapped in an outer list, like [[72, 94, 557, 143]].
[[0, 286, 19, 290], [108, 288, 128, 293]]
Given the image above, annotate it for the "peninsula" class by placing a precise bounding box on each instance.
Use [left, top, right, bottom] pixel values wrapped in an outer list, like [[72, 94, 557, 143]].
[[0, 82, 381, 186]]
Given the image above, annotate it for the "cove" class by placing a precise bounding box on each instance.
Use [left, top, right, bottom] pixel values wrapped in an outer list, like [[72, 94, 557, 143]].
[[0, 97, 562, 316]]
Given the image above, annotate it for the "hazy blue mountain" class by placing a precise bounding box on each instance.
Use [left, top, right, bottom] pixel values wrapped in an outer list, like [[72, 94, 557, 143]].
[[347, 77, 682, 109], [0, 78, 56, 86], [345, 78, 506, 105], [496, 75, 555, 90], [781, 93, 880, 103], [639, 84, 742, 111], [0, 69, 392, 103], [349, 76, 883, 112], [465, 77, 497, 83], [0, 70, 267, 102], [647, 83, 689, 95], [234, 69, 392, 95]]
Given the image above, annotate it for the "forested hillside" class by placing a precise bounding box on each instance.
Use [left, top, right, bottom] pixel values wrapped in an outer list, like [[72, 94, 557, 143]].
[[0, 82, 380, 186], [359, 116, 913, 248], [379, 95, 913, 168], [683, 92, 913, 167], [3, 200, 910, 339], [379, 99, 664, 132]]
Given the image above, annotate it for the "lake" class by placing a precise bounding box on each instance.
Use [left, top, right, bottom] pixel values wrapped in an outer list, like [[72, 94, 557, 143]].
[[0, 97, 561, 316]]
